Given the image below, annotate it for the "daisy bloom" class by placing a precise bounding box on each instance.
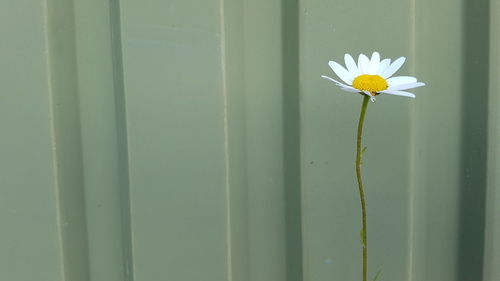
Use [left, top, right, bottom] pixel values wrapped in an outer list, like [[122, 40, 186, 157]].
[[321, 52, 425, 102]]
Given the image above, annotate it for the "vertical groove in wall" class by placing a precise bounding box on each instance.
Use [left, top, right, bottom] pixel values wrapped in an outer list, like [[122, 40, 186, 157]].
[[218, 0, 234, 279], [219, 0, 250, 279], [44, 0, 90, 280], [281, 0, 303, 280], [458, 0, 490, 279], [43, 2, 66, 279], [108, 0, 135, 280], [407, 0, 417, 276], [483, 1, 500, 280]]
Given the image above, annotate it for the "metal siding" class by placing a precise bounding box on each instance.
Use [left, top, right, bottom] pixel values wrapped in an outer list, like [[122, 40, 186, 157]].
[[0, 0, 497, 280]]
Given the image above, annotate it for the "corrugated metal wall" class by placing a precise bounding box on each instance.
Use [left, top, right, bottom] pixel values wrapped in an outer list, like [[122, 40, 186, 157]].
[[0, 0, 498, 280]]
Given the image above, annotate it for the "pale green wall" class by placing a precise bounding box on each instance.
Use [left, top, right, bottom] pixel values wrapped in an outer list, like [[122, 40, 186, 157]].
[[0, 0, 498, 281]]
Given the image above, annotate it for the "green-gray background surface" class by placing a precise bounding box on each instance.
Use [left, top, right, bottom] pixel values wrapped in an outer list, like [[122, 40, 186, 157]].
[[0, 0, 499, 280]]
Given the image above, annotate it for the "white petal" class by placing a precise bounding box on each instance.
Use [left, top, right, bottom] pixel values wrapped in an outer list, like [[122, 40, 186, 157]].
[[344, 54, 361, 76], [378, 59, 391, 75], [387, 76, 417, 86], [368, 52, 380, 75], [388, 82, 426, 91], [358, 54, 370, 74], [340, 86, 360, 93], [328, 61, 355, 84], [381, 90, 416, 98], [381, 57, 406, 78], [321, 75, 351, 88]]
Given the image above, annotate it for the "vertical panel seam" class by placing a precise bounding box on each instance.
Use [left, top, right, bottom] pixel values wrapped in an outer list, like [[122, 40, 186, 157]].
[[219, 0, 233, 280], [42, 0, 66, 279], [108, 0, 135, 280], [483, 1, 500, 280], [407, 0, 417, 279]]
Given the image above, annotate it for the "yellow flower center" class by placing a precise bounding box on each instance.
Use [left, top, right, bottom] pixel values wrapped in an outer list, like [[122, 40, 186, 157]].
[[352, 74, 388, 95]]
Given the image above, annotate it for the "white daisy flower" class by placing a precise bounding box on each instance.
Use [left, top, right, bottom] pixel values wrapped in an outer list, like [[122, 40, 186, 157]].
[[321, 52, 425, 102]]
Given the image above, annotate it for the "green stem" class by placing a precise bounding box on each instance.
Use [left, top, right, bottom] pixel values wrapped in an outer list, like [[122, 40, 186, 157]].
[[356, 95, 370, 281]]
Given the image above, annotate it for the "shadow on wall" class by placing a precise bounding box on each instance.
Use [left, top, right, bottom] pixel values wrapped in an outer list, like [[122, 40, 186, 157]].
[[281, 0, 303, 281], [458, 0, 490, 280]]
